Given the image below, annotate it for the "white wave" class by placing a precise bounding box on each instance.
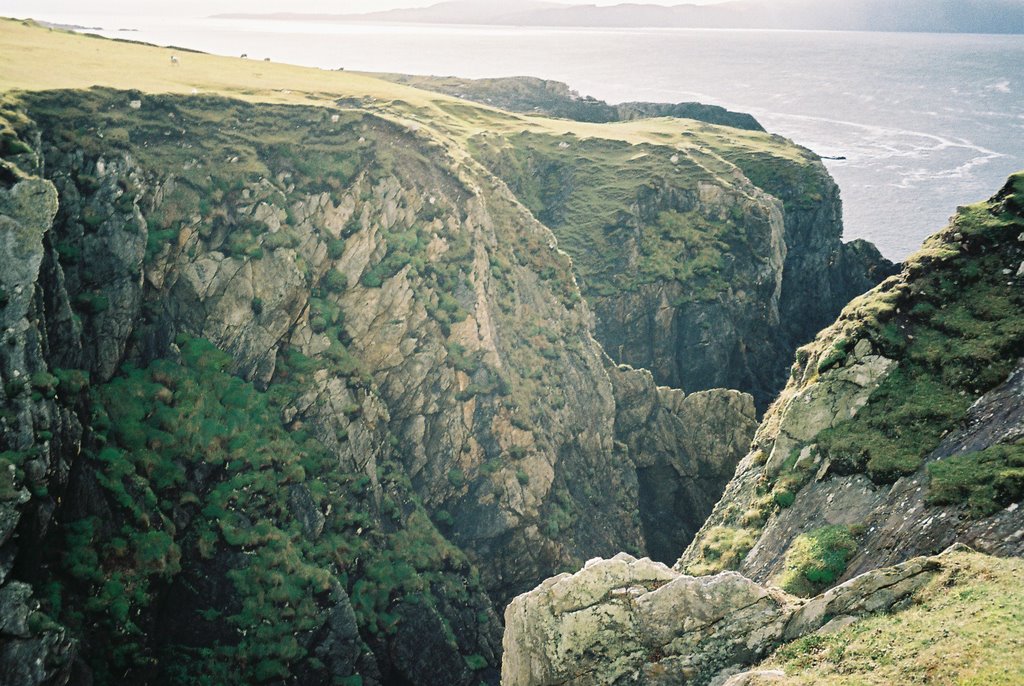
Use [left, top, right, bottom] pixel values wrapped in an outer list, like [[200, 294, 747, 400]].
[[986, 80, 1012, 94]]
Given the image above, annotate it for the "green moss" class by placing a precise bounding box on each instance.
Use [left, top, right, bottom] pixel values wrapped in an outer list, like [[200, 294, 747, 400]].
[[327, 238, 346, 259], [37, 332, 491, 684], [322, 268, 348, 293], [30, 371, 58, 391], [773, 490, 796, 508], [54, 368, 90, 394], [774, 525, 857, 597], [447, 468, 466, 488], [464, 654, 488, 671], [816, 338, 852, 374]]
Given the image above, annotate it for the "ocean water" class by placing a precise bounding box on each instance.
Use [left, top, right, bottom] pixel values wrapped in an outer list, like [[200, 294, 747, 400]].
[[24, 14, 1024, 260]]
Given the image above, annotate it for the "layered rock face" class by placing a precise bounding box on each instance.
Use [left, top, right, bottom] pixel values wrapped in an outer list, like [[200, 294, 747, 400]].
[[0, 169, 77, 686], [502, 546, 954, 686], [0, 88, 776, 685]]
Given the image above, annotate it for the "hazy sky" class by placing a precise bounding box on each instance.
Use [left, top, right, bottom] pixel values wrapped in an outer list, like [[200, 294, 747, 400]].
[[4, 0, 732, 19]]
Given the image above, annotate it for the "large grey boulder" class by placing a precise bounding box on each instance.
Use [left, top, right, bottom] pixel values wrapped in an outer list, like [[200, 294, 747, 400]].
[[502, 547, 959, 686]]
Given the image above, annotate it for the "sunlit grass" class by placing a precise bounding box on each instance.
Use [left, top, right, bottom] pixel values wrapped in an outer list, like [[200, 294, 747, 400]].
[[0, 16, 808, 160], [766, 551, 1024, 685]]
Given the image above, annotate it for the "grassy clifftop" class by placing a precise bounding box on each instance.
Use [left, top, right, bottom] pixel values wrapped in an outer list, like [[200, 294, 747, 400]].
[[0, 18, 798, 158], [371, 72, 765, 130], [1, 16, 864, 410]]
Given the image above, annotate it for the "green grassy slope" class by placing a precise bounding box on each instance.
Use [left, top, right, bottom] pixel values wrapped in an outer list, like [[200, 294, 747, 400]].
[[761, 550, 1024, 685]]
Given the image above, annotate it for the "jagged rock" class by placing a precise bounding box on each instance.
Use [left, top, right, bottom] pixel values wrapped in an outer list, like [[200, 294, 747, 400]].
[[610, 363, 757, 561], [288, 484, 326, 539], [762, 351, 896, 478], [0, 583, 33, 637], [502, 552, 797, 686], [0, 174, 78, 686]]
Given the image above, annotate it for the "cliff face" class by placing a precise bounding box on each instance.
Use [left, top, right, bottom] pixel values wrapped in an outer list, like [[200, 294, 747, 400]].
[[679, 172, 1024, 588], [471, 131, 894, 410], [0, 88, 763, 685]]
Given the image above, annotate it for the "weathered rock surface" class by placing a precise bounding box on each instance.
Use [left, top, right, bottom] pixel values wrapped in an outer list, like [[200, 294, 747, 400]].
[[473, 129, 895, 411], [0, 169, 79, 684], [610, 363, 757, 561], [502, 546, 954, 686]]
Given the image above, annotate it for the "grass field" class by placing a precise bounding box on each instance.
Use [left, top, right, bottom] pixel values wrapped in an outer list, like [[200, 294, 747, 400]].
[[0, 17, 806, 163]]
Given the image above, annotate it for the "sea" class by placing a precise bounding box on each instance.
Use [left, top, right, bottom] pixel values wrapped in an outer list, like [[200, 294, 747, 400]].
[[23, 14, 1024, 261]]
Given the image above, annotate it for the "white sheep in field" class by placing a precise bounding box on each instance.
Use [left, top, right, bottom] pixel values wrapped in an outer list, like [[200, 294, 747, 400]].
[[170, 55, 179, 66]]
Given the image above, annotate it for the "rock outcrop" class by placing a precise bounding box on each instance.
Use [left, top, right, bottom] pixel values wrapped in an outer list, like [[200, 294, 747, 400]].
[[0, 167, 78, 686], [679, 172, 1024, 590], [502, 546, 950, 686], [609, 364, 757, 562]]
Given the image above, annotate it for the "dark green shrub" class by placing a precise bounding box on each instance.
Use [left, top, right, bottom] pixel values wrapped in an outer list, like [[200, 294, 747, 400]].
[[54, 368, 90, 394], [447, 468, 465, 488], [327, 238, 346, 259], [773, 490, 795, 508], [322, 269, 348, 293]]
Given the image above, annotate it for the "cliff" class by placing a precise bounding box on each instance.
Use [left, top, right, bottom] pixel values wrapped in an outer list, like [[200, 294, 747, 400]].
[[372, 74, 765, 130], [0, 85, 761, 685], [501, 545, 1024, 685], [364, 73, 895, 410], [470, 129, 894, 409], [501, 173, 1024, 685]]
